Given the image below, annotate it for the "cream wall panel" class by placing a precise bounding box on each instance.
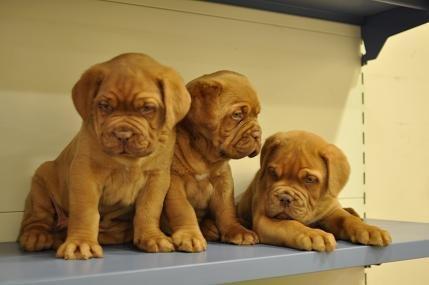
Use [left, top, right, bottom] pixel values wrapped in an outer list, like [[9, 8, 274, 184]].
[[229, 267, 364, 285], [0, 212, 23, 243], [118, 0, 360, 37], [367, 259, 429, 285], [1, 91, 81, 212], [0, 0, 363, 245], [339, 198, 365, 217], [364, 24, 429, 285]]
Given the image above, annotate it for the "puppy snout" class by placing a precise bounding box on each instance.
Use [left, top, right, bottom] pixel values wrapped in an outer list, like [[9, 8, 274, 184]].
[[278, 193, 293, 206], [248, 150, 259, 157], [113, 129, 134, 142], [251, 130, 261, 140], [247, 129, 261, 158]]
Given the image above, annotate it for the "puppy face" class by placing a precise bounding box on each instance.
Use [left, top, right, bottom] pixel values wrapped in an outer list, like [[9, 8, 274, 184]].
[[186, 71, 261, 159], [72, 53, 190, 158], [92, 74, 163, 157], [260, 131, 350, 225]]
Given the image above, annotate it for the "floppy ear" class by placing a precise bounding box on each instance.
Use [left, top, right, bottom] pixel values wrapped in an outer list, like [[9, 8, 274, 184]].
[[320, 144, 350, 197], [260, 133, 283, 169], [185, 78, 222, 131], [158, 71, 191, 130], [72, 64, 106, 120]]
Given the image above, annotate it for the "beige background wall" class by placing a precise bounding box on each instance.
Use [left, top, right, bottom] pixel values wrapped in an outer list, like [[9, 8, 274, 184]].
[[364, 23, 429, 285]]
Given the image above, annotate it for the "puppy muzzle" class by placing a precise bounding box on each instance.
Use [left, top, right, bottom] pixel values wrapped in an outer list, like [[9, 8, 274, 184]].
[[267, 186, 310, 222], [221, 121, 261, 159], [100, 124, 153, 157]]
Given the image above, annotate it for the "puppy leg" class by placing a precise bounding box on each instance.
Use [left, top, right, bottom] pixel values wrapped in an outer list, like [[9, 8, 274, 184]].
[[19, 162, 57, 251], [98, 218, 133, 245], [318, 208, 392, 246], [98, 228, 133, 245], [254, 215, 336, 252], [98, 208, 133, 245], [164, 176, 207, 252], [343, 207, 362, 220], [210, 168, 258, 245], [200, 218, 220, 242], [134, 171, 174, 253], [56, 162, 103, 260], [52, 231, 66, 250]]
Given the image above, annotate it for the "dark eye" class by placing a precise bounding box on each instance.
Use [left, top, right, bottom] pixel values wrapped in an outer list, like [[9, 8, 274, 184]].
[[232, 109, 244, 121], [98, 100, 113, 113], [303, 175, 318, 184], [140, 103, 156, 115], [268, 166, 279, 179]]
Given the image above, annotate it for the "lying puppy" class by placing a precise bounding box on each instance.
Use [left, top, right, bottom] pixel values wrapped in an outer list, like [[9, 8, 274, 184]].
[[237, 131, 391, 251], [19, 53, 191, 259], [163, 71, 261, 252]]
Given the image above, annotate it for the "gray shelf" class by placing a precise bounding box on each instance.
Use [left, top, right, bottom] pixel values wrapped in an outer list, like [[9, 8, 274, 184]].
[[207, 0, 429, 25], [1, 219, 429, 285]]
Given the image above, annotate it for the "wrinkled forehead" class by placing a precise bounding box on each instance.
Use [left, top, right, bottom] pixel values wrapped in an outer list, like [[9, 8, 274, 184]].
[[219, 79, 261, 114], [271, 142, 325, 174], [98, 69, 161, 101]]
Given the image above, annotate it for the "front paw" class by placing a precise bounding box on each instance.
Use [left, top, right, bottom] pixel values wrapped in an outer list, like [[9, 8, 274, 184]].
[[20, 229, 54, 251], [172, 229, 207, 252], [56, 239, 103, 260], [347, 224, 392, 246], [294, 229, 336, 252], [134, 232, 174, 253], [221, 223, 259, 245]]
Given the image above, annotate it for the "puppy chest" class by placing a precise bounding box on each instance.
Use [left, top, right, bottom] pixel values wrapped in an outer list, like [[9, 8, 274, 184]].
[[101, 170, 146, 207], [186, 177, 214, 213]]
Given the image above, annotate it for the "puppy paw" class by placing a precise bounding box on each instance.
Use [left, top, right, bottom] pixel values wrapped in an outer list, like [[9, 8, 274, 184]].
[[221, 223, 259, 245], [200, 219, 220, 241], [56, 239, 103, 260], [294, 229, 336, 252], [134, 233, 174, 253], [172, 230, 207, 252], [20, 229, 54, 251], [347, 224, 392, 246]]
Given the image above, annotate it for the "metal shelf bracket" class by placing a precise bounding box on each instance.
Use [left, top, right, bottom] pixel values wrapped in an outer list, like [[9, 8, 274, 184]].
[[361, 7, 429, 65]]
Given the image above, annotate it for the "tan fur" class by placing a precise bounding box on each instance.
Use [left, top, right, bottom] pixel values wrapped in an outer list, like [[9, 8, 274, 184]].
[[18, 53, 191, 259], [163, 71, 261, 252], [237, 131, 392, 252]]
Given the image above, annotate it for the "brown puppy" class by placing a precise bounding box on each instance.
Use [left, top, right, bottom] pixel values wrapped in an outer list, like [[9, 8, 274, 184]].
[[237, 131, 392, 251], [163, 71, 261, 252], [18, 53, 191, 259]]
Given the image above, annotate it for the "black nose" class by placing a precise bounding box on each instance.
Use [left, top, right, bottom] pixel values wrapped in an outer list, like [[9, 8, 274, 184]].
[[113, 129, 134, 142], [278, 194, 293, 206], [248, 150, 259, 157]]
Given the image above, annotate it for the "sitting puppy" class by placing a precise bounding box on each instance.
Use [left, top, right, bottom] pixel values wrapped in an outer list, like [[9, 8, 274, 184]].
[[19, 53, 191, 259], [237, 131, 392, 251], [163, 71, 261, 252]]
